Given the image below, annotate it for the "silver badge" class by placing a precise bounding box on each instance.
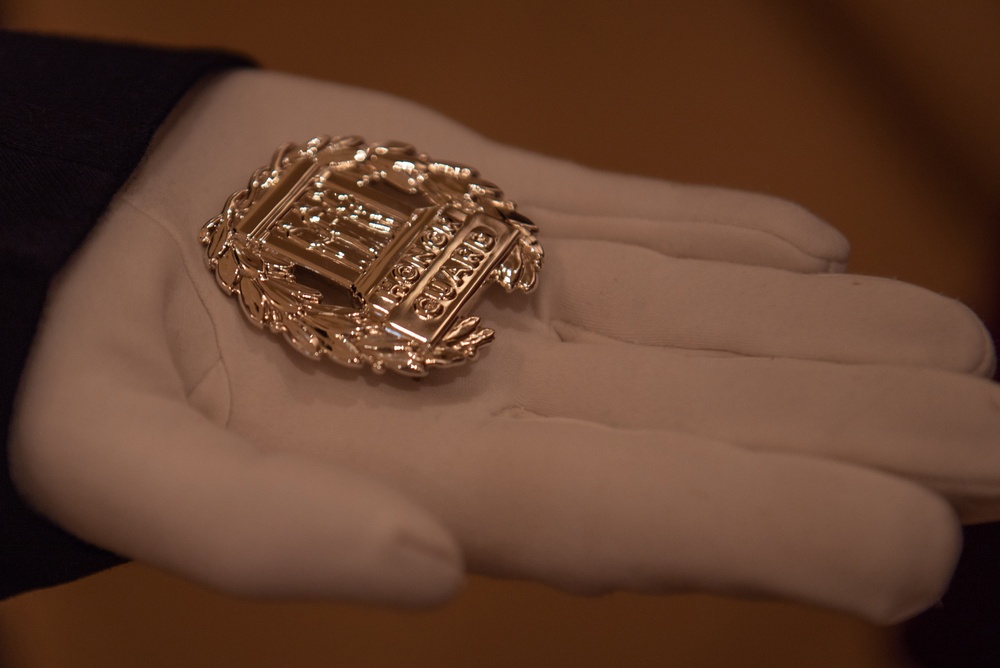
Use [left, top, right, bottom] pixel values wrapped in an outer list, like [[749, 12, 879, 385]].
[[200, 136, 542, 376]]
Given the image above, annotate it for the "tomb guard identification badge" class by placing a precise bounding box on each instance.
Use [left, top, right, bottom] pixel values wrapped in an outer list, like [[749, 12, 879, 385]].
[[200, 136, 543, 376]]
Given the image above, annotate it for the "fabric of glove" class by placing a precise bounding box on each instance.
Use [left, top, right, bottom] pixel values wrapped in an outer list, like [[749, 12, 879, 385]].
[[10, 69, 1000, 624]]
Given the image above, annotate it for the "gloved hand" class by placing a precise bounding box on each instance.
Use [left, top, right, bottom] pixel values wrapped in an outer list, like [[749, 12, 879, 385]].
[[10, 70, 999, 624]]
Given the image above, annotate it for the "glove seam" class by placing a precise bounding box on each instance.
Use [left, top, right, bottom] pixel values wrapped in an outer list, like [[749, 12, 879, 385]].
[[186, 357, 226, 399], [116, 196, 234, 423]]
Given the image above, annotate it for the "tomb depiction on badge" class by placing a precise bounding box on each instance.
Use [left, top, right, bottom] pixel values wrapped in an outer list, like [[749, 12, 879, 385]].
[[200, 136, 542, 376]]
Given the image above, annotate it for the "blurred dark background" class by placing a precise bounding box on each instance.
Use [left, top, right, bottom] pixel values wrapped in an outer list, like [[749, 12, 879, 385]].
[[1, 1, 997, 666]]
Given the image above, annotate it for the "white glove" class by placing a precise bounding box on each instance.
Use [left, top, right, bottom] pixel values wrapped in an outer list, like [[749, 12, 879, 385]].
[[10, 70, 999, 624]]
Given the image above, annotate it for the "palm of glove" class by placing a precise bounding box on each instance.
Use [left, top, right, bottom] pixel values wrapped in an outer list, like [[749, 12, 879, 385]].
[[11, 71, 1000, 624]]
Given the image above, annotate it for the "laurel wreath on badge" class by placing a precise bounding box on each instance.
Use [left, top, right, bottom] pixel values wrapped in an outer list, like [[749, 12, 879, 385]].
[[200, 136, 542, 376]]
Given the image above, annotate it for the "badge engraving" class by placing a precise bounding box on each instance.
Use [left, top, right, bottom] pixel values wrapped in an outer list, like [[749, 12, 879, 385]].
[[200, 136, 542, 376]]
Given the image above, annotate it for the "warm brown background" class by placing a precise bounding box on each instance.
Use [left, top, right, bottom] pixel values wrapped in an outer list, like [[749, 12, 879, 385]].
[[1, 1, 998, 666]]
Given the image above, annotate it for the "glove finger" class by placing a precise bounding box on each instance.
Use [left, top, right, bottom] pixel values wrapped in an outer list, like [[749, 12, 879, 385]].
[[10, 381, 463, 605], [521, 199, 847, 273], [515, 341, 1000, 522], [251, 415, 958, 624], [531, 238, 995, 375], [134, 69, 848, 274]]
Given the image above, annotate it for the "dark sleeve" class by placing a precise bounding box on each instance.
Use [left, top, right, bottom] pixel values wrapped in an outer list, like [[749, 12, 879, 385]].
[[0, 29, 254, 599]]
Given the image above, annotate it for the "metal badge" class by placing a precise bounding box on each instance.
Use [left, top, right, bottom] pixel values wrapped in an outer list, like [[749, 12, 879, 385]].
[[200, 136, 542, 376]]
